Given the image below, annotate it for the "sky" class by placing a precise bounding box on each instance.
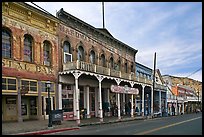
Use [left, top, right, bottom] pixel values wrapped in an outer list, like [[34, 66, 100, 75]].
[[26, 2, 202, 82]]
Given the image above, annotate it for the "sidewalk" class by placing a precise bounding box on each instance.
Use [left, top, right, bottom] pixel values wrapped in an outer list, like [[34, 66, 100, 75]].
[[2, 115, 145, 135]]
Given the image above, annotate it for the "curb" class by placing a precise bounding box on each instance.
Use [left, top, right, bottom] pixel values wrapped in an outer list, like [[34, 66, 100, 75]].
[[14, 127, 80, 135]]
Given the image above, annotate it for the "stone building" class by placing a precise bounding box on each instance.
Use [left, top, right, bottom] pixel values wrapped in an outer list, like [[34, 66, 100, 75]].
[[2, 2, 59, 122]]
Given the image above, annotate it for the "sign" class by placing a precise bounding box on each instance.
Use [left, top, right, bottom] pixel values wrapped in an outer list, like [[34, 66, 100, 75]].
[[2, 59, 54, 75], [110, 85, 139, 95]]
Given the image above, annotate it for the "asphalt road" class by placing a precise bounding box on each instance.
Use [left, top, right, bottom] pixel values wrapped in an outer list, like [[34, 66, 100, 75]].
[[48, 113, 202, 135]]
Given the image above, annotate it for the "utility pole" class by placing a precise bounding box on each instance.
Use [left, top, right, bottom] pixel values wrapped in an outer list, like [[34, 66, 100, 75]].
[[152, 52, 156, 117], [102, 2, 105, 28]]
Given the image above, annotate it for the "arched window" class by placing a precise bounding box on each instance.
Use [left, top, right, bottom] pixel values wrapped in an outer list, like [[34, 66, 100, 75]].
[[77, 46, 84, 61], [101, 54, 106, 67], [117, 60, 121, 71], [2, 28, 11, 58], [63, 41, 72, 63], [24, 34, 33, 62], [125, 62, 128, 73], [43, 40, 51, 66], [90, 50, 95, 64], [110, 57, 114, 69]]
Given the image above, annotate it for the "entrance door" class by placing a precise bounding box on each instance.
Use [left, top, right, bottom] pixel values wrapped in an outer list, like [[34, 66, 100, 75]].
[[43, 96, 54, 119], [21, 98, 29, 120]]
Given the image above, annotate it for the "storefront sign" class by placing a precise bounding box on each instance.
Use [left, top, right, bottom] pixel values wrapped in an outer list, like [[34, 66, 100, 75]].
[[2, 59, 54, 75], [110, 85, 139, 95]]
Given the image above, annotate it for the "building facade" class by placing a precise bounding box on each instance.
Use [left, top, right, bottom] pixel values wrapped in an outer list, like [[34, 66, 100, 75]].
[[56, 8, 154, 125], [2, 2, 59, 122]]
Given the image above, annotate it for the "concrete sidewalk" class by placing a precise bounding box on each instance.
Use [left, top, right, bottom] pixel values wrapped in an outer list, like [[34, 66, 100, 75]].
[[2, 116, 145, 135]]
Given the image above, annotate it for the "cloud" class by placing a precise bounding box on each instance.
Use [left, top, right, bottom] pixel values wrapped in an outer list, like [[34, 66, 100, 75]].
[[26, 2, 202, 82]]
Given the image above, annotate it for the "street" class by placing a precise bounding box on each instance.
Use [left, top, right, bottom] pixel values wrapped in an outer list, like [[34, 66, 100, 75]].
[[48, 113, 202, 135]]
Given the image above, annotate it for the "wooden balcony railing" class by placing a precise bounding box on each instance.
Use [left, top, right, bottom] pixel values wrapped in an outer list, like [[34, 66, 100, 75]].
[[63, 60, 153, 85]]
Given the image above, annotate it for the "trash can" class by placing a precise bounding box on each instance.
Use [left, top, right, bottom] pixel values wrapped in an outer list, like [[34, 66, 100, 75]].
[[51, 109, 63, 125]]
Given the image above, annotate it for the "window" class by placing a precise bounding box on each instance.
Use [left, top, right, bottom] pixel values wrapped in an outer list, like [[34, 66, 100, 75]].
[[24, 34, 33, 62], [90, 50, 95, 64], [43, 41, 51, 66], [156, 77, 158, 82], [131, 64, 134, 72], [101, 54, 106, 67], [125, 63, 128, 73], [110, 57, 114, 69], [2, 28, 12, 58], [41, 81, 55, 92], [63, 41, 72, 63], [77, 46, 84, 61], [2, 77, 16, 90], [21, 80, 37, 92], [117, 60, 121, 71]]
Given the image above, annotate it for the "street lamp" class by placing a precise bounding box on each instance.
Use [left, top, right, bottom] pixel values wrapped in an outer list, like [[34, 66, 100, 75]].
[[46, 81, 52, 128]]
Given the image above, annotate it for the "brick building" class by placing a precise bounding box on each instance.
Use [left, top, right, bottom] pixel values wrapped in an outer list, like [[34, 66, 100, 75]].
[[2, 2, 59, 122]]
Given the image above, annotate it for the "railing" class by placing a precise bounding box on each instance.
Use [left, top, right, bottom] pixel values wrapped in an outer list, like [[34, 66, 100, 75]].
[[63, 60, 153, 85]]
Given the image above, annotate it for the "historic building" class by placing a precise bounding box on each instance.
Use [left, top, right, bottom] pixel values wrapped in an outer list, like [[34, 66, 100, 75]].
[[163, 75, 201, 115], [2, 2, 59, 122], [56, 8, 154, 125]]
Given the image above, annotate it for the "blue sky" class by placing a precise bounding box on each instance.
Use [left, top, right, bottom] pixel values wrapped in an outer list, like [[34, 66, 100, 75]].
[[26, 2, 202, 82]]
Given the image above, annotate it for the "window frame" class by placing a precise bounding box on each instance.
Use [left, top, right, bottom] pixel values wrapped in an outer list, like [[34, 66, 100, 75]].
[[2, 28, 12, 59]]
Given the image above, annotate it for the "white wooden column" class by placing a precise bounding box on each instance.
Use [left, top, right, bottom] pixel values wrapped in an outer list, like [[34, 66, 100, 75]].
[[58, 83, 62, 109], [182, 102, 184, 114], [95, 88, 98, 117], [86, 86, 90, 118], [98, 76, 104, 122], [142, 85, 145, 116], [131, 94, 134, 117], [73, 85, 76, 119], [117, 93, 121, 119], [83, 86, 87, 109], [159, 90, 162, 115], [73, 72, 82, 125], [123, 94, 126, 115], [151, 86, 154, 116]]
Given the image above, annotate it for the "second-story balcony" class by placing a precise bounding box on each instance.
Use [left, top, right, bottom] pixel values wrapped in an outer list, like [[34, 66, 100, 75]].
[[63, 60, 152, 85]]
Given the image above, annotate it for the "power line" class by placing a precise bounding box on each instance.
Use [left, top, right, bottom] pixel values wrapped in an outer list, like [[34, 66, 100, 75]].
[[186, 67, 202, 78]]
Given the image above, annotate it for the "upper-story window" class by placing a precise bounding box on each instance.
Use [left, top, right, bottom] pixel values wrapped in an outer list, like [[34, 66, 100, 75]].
[[110, 57, 114, 69], [131, 64, 134, 72], [89, 50, 95, 64], [101, 54, 106, 67], [43, 40, 51, 66], [115, 60, 121, 71], [156, 77, 158, 82], [125, 62, 128, 73], [63, 41, 72, 63], [24, 34, 33, 62], [2, 28, 12, 58], [77, 46, 84, 61]]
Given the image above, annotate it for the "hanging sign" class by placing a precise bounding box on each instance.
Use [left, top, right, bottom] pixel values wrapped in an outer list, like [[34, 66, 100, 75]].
[[110, 85, 139, 95]]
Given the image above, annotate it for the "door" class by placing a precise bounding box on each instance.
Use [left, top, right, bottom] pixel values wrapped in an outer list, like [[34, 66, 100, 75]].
[[21, 98, 29, 120], [43, 96, 54, 119]]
